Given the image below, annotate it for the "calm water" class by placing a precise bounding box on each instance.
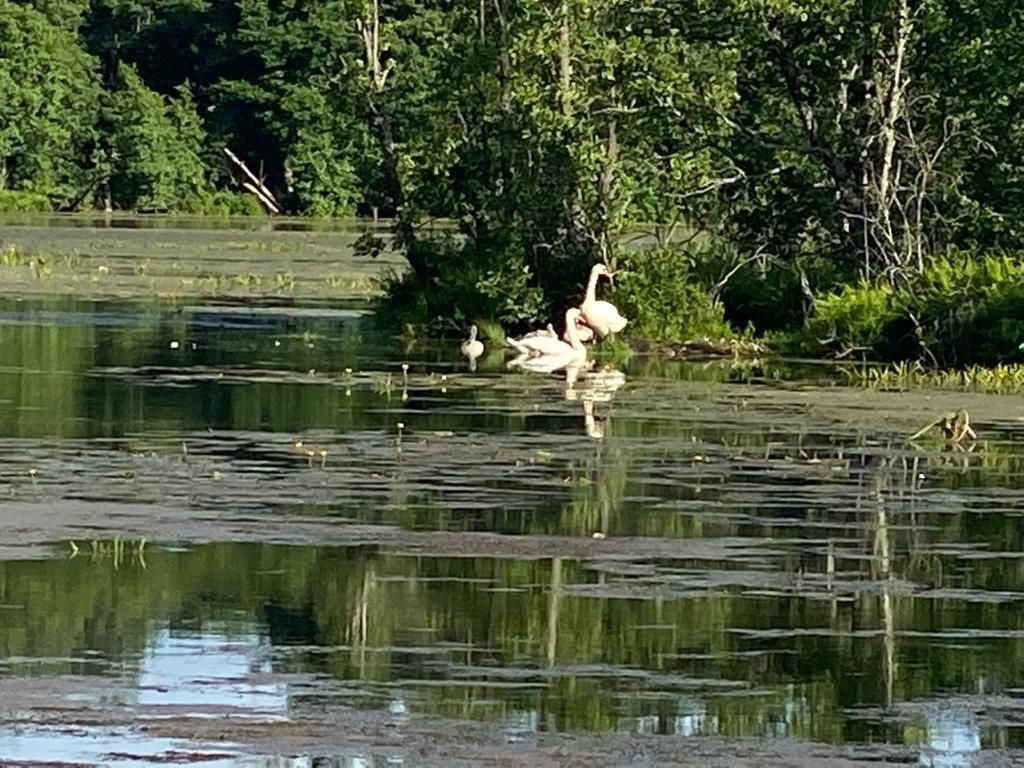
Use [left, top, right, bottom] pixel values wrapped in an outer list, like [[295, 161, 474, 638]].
[[0, 293, 1022, 765]]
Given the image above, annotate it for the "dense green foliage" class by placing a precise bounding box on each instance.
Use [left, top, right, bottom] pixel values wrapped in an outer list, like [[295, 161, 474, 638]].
[[0, 3, 100, 200], [611, 247, 732, 342], [797, 253, 1024, 365], [2, 0, 1024, 356], [104, 63, 211, 209]]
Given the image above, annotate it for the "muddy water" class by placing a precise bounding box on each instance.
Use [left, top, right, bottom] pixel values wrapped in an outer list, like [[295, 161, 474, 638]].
[[0, 295, 1023, 765]]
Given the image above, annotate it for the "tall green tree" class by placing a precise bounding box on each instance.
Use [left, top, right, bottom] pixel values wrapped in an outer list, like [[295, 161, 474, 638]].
[[103, 62, 210, 209], [717, 0, 1024, 279], [223, 0, 369, 215], [375, 0, 741, 326], [23, 0, 90, 29], [0, 2, 100, 200]]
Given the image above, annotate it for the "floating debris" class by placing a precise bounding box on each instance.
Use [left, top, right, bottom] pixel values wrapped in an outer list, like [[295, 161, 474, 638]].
[[909, 408, 978, 449]]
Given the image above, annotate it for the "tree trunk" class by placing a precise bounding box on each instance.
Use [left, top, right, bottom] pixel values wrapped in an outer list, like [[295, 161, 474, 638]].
[[358, 0, 431, 282], [875, 0, 913, 271], [558, 0, 572, 118], [495, 0, 512, 115], [598, 112, 619, 263], [545, 557, 562, 667], [494, 0, 514, 230]]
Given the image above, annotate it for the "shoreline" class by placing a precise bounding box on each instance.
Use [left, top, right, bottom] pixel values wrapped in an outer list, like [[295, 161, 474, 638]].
[[2, 221, 1023, 393]]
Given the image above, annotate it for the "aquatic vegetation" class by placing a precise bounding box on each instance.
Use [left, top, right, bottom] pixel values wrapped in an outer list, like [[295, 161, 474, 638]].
[[590, 337, 633, 367], [232, 272, 262, 288], [0, 230, 385, 301], [68, 537, 147, 569], [325, 274, 377, 293], [847, 360, 1024, 393], [0, 244, 23, 267]]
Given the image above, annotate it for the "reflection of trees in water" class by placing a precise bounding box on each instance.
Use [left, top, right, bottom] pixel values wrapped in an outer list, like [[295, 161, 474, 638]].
[[208, 446, 1024, 740], [1, 303, 1023, 747], [1, 491, 1022, 745], [0, 296, 377, 440]]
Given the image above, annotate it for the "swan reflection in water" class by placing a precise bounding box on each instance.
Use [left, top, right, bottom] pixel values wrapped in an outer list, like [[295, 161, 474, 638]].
[[505, 307, 624, 438], [565, 363, 626, 439]]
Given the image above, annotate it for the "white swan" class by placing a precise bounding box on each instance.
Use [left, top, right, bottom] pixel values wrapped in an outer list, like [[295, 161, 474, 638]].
[[508, 307, 588, 372], [580, 263, 627, 337], [517, 323, 558, 341], [583, 398, 605, 440], [562, 314, 595, 344], [460, 324, 484, 359]]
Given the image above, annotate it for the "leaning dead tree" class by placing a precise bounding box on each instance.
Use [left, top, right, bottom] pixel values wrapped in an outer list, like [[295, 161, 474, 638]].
[[224, 148, 280, 214]]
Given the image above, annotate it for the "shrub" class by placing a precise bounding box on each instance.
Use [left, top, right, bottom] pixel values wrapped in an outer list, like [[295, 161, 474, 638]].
[[376, 236, 548, 333], [801, 251, 1024, 365], [710, 245, 853, 333], [611, 247, 732, 342], [188, 191, 266, 216], [0, 190, 52, 212], [912, 252, 1024, 364], [805, 280, 899, 353], [373, 210, 614, 336]]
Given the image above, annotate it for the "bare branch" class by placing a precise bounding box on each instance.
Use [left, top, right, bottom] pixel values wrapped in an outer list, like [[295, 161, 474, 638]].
[[670, 168, 747, 200], [711, 244, 773, 301]]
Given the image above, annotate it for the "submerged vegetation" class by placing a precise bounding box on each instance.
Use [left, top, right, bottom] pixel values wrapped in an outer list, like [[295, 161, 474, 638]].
[[2, 0, 1024, 362]]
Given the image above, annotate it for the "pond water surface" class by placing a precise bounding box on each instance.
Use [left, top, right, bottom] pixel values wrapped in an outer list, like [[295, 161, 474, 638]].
[[0, 227, 1023, 765]]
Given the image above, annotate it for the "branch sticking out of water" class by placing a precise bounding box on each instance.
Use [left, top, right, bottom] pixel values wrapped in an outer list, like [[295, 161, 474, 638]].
[[909, 409, 977, 446]]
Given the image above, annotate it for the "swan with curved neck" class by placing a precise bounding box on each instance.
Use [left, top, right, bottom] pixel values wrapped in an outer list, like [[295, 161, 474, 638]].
[[460, 324, 484, 359], [580, 263, 627, 337], [518, 323, 557, 341], [508, 308, 588, 370]]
